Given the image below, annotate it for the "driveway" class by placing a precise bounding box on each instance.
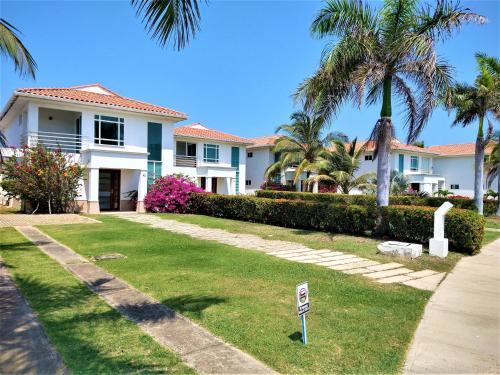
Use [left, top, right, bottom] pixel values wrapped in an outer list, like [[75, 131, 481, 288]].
[[0, 214, 99, 227]]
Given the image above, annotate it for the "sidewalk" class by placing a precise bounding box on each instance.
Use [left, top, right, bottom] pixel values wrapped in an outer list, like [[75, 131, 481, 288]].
[[404, 238, 500, 374], [0, 258, 67, 375]]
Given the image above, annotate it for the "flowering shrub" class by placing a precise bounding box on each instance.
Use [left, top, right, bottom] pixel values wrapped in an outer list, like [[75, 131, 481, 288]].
[[144, 175, 204, 213], [0, 144, 84, 213]]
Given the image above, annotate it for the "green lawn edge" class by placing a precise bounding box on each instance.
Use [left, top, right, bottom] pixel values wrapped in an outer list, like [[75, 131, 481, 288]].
[[0, 227, 194, 375]]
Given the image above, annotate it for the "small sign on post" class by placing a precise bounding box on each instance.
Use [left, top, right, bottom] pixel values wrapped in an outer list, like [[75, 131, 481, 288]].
[[296, 281, 310, 345]]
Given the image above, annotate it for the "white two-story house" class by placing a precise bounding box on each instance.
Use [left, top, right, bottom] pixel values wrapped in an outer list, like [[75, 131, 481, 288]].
[[0, 84, 186, 213], [173, 123, 251, 194], [354, 139, 445, 195]]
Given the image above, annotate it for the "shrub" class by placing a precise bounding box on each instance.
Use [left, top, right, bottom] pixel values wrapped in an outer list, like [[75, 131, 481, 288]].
[[144, 175, 204, 213], [374, 205, 485, 255], [259, 181, 295, 191], [190, 194, 484, 255], [0, 144, 84, 213], [190, 193, 374, 234], [255, 190, 498, 216]]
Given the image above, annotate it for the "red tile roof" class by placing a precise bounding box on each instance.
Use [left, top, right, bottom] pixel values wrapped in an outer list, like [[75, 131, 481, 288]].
[[174, 123, 253, 144], [15, 84, 186, 118], [359, 139, 438, 154], [428, 143, 495, 156], [247, 135, 281, 149]]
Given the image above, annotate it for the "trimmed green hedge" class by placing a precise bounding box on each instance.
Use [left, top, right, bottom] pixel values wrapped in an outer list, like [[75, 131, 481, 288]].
[[374, 205, 485, 255], [190, 194, 485, 254], [255, 190, 498, 216], [190, 193, 374, 235]]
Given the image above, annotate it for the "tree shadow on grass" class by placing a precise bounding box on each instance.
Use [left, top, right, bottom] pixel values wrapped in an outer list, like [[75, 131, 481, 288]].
[[161, 294, 227, 319], [0, 241, 37, 252], [7, 275, 190, 374]]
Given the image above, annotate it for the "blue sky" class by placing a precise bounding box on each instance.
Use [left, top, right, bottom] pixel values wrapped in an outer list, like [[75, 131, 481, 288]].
[[1, 0, 499, 146]]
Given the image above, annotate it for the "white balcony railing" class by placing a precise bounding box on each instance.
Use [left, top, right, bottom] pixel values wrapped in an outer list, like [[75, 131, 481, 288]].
[[175, 155, 197, 167], [21, 131, 89, 153]]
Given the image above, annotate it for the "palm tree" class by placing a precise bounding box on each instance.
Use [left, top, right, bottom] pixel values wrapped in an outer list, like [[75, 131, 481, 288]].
[[264, 111, 335, 191], [485, 130, 500, 215], [446, 53, 500, 214], [296, 0, 484, 210], [390, 170, 409, 195], [132, 0, 203, 51], [0, 18, 37, 156], [307, 138, 374, 193]]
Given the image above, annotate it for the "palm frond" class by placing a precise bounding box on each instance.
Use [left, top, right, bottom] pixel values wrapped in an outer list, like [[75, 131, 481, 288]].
[[0, 18, 36, 78], [131, 0, 203, 50]]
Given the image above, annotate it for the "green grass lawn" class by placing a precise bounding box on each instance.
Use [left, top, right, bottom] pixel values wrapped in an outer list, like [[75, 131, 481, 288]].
[[157, 213, 463, 273], [483, 230, 500, 245], [39, 215, 430, 374], [485, 217, 500, 229], [0, 227, 193, 375]]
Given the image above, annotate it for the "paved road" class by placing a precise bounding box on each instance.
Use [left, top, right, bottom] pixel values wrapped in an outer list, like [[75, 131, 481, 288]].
[[404, 238, 500, 374], [0, 258, 67, 375]]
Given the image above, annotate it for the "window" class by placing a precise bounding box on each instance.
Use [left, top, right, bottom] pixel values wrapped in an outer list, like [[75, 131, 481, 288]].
[[398, 154, 404, 173], [245, 180, 252, 186], [247, 152, 253, 158], [421, 157, 430, 173], [410, 156, 419, 171], [94, 115, 124, 146], [176, 141, 197, 157], [450, 184, 460, 189], [147, 161, 162, 186], [364, 154, 373, 161], [204, 144, 219, 163], [147, 123, 162, 187]]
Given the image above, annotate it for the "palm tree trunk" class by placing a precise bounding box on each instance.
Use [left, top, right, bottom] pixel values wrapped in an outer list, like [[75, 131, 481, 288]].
[[376, 76, 393, 207], [474, 116, 485, 215], [497, 136, 500, 216]]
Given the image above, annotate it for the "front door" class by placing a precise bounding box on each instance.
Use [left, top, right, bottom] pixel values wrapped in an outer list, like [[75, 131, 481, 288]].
[[211, 178, 218, 193], [99, 170, 121, 211]]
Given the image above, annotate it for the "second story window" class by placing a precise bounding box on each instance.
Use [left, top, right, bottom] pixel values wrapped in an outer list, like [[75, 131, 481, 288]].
[[247, 152, 253, 158], [94, 115, 124, 146], [410, 156, 419, 171], [364, 154, 373, 161], [421, 157, 430, 173], [204, 144, 219, 163]]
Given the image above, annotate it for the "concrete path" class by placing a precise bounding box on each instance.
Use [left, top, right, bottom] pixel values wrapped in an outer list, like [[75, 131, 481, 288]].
[[113, 213, 446, 291], [16, 226, 275, 374], [404, 238, 500, 374], [0, 214, 99, 227], [0, 258, 67, 375]]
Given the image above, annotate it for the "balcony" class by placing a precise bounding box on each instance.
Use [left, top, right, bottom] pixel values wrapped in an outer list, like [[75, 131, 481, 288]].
[[21, 131, 89, 153], [175, 155, 197, 167]]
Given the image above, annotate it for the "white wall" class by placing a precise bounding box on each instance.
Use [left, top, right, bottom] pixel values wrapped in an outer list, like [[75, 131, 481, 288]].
[[433, 156, 475, 197], [38, 107, 80, 134], [246, 147, 274, 193]]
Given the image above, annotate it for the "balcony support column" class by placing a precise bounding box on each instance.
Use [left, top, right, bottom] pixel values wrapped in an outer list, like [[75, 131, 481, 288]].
[[136, 169, 148, 213], [87, 168, 100, 214]]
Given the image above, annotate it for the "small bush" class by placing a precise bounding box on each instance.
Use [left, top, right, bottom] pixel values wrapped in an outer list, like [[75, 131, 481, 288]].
[[374, 205, 485, 255], [0, 144, 84, 213], [255, 190, 498, 216], [190, 194, 485, 255], [144, 175, 204, 213]]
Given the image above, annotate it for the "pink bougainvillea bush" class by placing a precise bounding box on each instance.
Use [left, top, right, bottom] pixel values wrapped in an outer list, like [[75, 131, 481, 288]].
[[144, 175, 204, 213]]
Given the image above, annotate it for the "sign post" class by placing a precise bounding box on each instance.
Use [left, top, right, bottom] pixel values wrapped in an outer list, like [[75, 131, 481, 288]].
[[296, 281, 310, 345]]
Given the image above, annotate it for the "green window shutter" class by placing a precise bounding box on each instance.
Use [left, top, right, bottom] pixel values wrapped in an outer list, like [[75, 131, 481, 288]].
[[231, 147, 240, 193], [274, 152, 281, 163], [147, 122, 162, 161], [398, 154, 404, 173]]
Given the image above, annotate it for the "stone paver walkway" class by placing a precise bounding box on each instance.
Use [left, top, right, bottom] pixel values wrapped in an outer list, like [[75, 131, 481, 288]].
[[0, 214, 99, 227], [0, 258, 67, 375], [404, 238, 500, 374], [15, 226, 274, 374], [112, 213, 446, 291]]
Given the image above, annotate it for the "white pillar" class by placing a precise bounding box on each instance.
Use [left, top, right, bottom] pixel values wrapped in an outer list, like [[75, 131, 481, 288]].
[[313, 181, 319, 193], [205, 177, 212, 193], [226, 177, 232, 195], [87, 168, 100, 214], [296, 180, 301, 192], [136, 169, 148, 213]]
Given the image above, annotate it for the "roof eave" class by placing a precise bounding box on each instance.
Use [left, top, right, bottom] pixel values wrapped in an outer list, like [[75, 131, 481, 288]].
[[12, 91, 188, 120], [174, 133, 253, 145]]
